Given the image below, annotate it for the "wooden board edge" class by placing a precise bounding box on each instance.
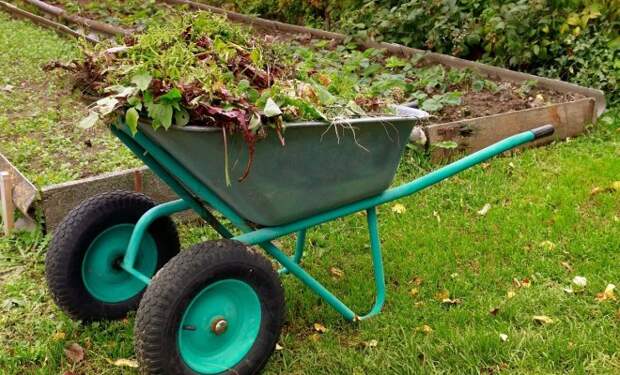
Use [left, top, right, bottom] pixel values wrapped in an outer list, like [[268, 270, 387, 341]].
[[0, 151, 38, 217], [425, 97, 596, 161], [40, 166, 185, 232]]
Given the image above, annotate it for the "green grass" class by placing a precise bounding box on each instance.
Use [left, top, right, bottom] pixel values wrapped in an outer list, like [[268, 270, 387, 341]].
[[0, 9, 619, 375], [0, 13, 140, 186], [1, 110, 618, 374]]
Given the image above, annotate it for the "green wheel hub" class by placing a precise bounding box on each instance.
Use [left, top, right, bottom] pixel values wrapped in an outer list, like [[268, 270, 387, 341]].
[[178, 279, 262, 374], [81, 224, 158, 303]]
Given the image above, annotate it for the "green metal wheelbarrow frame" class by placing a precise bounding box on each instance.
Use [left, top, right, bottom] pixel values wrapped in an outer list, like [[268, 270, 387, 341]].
[[110, 122, 554, 322]]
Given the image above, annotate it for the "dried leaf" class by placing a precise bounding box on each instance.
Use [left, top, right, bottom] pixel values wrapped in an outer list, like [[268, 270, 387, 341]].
[[590, 186, 604, 195], [411, 276, 423, 286], [263, 97, 282, 117], [533, 315, 554, 325], [1, 84, 14, 92], [442, 298, 462, 306], [275, 343, 284, 351], [64, 343, 85, 363], [477, 203, 491, 216], [52, 331, 66, 341], [432, 210, 441, 223], [313, 323, 328, 334], [489, 307, 500, 316], [391, 203, 407, 214], [434, 290, 450, 301], [506, 290, 516, 299], [78, 112, 99, 129], [539, 240, 556, 251], [409, 288, 419, 297], [595, 284, 616, 302], [611, 181, 620, 191], [112, 358, 139, 368], [329, 267, 344, 279], [362, 339, 378, 349], [499, 333, 508, 342], [560, 261, 573, 272], [572, 276, 587, 288], [416, 325, 433, 335]]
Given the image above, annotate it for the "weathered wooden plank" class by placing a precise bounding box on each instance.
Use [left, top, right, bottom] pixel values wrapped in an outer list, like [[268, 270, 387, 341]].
[[426, 97, 596, 161], [0, 152, 38, 217], [0, 1, 98, 43], [0, 171, 15, 235], [40, 167, 183, 232]]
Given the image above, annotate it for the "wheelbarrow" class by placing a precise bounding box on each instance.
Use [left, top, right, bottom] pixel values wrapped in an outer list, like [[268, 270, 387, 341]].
[[44, 109, 554, 374]]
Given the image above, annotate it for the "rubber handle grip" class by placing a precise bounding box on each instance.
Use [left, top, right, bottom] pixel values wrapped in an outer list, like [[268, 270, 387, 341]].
[[531, 124, 555, 139]]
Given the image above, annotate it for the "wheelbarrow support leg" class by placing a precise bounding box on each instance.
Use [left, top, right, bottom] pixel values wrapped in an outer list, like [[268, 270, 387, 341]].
[[359, 206, 386, 320], [278, 229, 307, 275]]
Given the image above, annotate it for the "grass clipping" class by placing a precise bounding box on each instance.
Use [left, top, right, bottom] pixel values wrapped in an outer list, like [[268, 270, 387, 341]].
[[54, 12, 424, 182]]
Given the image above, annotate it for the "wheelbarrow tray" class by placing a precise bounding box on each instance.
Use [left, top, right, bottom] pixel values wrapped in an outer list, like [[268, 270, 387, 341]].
[[133, 113, 425, 226]]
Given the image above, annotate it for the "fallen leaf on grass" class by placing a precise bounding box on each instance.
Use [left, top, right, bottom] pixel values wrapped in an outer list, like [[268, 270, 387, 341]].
[[590, 186, 605, 195], [499, 333, 508, 342], [409, 288, 419, 297], [513, 277, 531, 288], [572, 276, 587, 288], [416, 325, 433, 335], [410, 276, 423, 286], [313, 323, 328, 334], [329, 267, 344, 279], [1, 84, 14, 92], [391, 203, 406, 214], [434, 290, 450, 301], [539, 240, 556, 251], [560, 261, 573, 272], [595, 284, 616, 302], [432, 211, 441, 223], [111, 358, 138, 368], [506, 290, 516, 299], [52, 331, 66, 341], [441, 298, 462, 306], [64, 343, 84, 363], [533, 315, 554, 325], [361, 339, 378, 349], [612, 181, 620, 191], [477, 203, 491, 216], [275, 343, 284, 351], [489, 307, 500, 316]]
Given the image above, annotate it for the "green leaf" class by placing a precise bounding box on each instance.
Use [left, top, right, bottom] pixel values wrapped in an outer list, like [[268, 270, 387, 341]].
[[313, 84, 336, 105], [127, 96, 143, 111], [78, 112, 99, 129], [263, 98, 282, 117], [250, 48, 262, 66], [125, 107, 139, 134], [472, 80, 485, 92], [421, 97, 443, 112], [159, 88, 182, 104], [174, 108, 190, 127], [441, 91, 462, 106], [131, 72, 152, 91], [148, 103, 173, 129]]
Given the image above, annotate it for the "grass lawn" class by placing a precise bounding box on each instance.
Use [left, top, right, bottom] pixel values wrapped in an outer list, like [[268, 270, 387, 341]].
[[0, 13, 139, 187], [0, 11, 619, 375]]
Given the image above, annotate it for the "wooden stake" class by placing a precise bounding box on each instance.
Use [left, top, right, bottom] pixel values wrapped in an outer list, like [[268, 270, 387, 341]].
[[0, 171, 15, 235]]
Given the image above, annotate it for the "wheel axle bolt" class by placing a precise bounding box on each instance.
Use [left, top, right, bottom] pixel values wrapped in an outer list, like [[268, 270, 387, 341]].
[[211, 318, 228, 335]]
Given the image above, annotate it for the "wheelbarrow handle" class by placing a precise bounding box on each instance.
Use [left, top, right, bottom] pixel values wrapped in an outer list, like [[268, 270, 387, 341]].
[[531, 124, 555, 140]]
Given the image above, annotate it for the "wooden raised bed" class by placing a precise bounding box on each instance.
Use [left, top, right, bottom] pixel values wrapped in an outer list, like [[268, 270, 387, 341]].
[[0, 0, 606, 233]]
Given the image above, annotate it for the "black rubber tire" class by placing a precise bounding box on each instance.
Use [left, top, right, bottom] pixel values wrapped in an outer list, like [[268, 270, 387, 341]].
[[135, 240, 285, 375], [45, 190, 180, 322]]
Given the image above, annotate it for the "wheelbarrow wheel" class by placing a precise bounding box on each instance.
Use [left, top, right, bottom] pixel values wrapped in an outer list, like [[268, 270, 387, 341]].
[[45, 190, 180, 321], [135, 240, 285, 375]]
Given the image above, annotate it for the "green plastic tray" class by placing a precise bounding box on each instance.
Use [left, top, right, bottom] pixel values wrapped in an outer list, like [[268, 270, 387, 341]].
[[137, 110, 426, 226]]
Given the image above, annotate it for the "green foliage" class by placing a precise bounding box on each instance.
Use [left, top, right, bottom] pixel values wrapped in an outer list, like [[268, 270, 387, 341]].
[[209, 0, 620, 104]]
